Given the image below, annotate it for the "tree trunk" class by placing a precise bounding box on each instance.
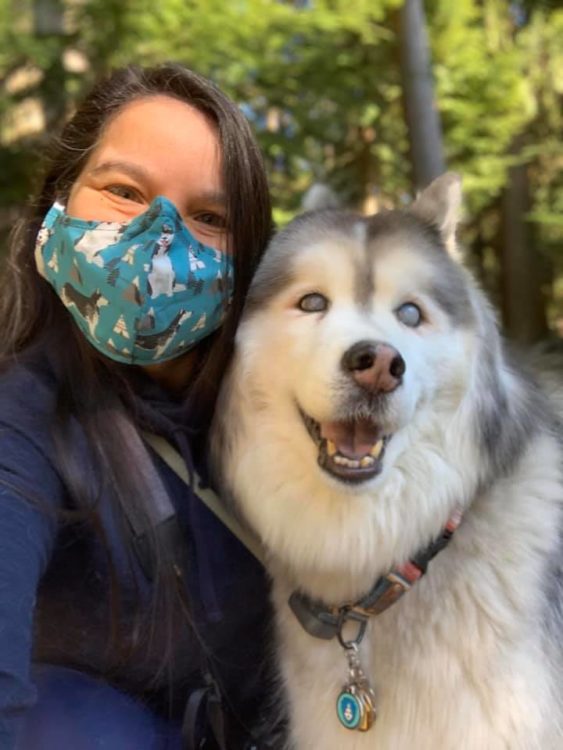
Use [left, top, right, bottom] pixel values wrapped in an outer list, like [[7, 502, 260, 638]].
[[500, 153, 549, 344], [399, 0, 446, 190]]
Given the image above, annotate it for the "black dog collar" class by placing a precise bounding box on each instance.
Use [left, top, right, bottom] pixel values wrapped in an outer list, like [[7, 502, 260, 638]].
[[289, 509, 462, 645]]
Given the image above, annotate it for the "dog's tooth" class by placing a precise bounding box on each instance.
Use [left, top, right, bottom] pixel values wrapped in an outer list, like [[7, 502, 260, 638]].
[[370, 439, 384, 458], [334, 455, 360, 468], [326, 440, 337, 457], [360, 456, 375, 468]]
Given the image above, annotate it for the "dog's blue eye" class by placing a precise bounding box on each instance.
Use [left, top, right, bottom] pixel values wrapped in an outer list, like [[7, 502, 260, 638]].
[[298, 293, 329, 313], [396, 302, 422, 327]]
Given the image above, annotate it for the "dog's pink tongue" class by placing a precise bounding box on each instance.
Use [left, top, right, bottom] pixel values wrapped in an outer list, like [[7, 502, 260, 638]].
[[321, 418, 380, 458]]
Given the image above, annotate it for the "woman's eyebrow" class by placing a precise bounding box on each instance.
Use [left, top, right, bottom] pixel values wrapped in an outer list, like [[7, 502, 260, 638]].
[[87, 162, 226, 206], [197, 190, 227, 207], [88, 160, 151, 181]]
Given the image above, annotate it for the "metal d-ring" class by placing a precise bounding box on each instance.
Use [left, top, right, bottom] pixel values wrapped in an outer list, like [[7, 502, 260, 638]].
[[336, 606, 369, 649]]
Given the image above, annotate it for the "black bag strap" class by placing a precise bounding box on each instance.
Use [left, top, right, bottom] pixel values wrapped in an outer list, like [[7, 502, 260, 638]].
[[183, 673, 227, 750], [140, 431, 279, 750], [112, 416, 231, 748], [142, 431, 265, 564], [114, 415, 177, 534]]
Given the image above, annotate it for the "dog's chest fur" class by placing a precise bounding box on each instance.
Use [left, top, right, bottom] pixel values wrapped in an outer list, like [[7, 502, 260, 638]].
[[271, 435, 562, 750]]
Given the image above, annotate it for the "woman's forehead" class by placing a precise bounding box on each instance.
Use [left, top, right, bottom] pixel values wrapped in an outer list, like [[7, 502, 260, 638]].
[[88, 95, 223, 190]]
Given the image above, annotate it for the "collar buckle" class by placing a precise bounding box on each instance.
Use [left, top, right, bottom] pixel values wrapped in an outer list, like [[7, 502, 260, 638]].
[[359, 569, 415, 617]]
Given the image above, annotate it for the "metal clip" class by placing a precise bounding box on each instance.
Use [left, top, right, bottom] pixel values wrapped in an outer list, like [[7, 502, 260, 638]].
[[337, 606, 369, 649]]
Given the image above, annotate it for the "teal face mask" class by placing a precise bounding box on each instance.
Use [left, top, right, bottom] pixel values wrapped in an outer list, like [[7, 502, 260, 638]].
[[34, 196, 234, 365]]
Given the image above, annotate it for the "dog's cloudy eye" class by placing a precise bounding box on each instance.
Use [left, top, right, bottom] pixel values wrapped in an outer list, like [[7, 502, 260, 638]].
[[396, 302, 422, 327], [298, 293, 329, 313]]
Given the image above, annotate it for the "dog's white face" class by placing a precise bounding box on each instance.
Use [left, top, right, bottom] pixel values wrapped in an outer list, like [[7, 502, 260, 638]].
[[236, 217, 476, 488], [213, 175, 495, 586]]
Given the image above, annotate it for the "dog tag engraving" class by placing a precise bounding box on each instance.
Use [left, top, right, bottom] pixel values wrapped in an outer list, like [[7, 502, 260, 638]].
[[336, 688, 363, 730], [336, 644, 377, 732]]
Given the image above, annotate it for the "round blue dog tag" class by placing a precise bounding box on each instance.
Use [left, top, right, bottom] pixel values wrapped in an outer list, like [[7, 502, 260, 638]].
[[336, 690, 362, 730]]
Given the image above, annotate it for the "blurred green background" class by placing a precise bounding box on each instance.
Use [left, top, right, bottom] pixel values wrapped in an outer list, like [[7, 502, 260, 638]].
[[0, 0, 561, 343]]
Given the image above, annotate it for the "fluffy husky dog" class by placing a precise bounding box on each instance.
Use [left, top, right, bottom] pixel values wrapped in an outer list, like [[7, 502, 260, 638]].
[[210, 174, 563, 749]]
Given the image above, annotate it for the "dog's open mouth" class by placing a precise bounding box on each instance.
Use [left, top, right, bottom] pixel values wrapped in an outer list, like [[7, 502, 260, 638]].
[[301, 410, 390, 483]]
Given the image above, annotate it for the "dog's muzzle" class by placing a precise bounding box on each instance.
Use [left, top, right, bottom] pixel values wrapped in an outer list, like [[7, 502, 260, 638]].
[[299, 340, 403, 483], [301, 411, 391, 484]]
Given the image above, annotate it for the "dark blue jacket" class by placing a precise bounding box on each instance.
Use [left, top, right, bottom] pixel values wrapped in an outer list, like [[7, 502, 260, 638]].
[[0, 352, 273, 748]]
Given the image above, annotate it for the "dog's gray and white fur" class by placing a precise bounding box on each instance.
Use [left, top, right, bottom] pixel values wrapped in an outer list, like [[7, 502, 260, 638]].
[[211, 174, 563, 749]]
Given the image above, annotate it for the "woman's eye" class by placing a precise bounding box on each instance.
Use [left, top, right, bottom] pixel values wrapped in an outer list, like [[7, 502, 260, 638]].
[[395, 302, 423, 327], [194, 212, 227, 229], [298, 293, 329, 313], [106, 184, 144, 203]]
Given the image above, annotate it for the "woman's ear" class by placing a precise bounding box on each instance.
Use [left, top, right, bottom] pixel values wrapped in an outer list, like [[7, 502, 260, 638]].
[[410, 172, 462, 259]]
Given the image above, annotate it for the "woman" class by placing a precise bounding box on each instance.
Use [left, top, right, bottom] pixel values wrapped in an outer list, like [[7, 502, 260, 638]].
[[0, 64, 275, 749]]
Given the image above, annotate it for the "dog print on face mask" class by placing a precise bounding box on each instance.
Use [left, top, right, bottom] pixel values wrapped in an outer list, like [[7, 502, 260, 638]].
[[60, 283, 109, 340], [147, 224, 176, 298], [34, 226, 55, 277], [135, 309, 192, 359], [74, 222, 126, 267]]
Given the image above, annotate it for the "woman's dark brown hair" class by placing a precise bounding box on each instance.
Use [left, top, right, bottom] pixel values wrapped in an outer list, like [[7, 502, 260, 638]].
[[3, 63, 272, 416], [0, 64, 272, 691]]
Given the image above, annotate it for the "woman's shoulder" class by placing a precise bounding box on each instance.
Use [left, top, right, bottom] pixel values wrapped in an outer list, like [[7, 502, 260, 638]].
[[0, 350, 59, 426], [0, 351, 64, 475]]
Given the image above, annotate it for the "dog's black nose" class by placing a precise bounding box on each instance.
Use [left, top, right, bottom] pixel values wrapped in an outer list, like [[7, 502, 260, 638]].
[[342, 340, 405, 394]]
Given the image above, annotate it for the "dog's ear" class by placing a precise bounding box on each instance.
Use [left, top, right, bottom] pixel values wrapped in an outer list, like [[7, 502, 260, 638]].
[[410, 172, 462, 258]]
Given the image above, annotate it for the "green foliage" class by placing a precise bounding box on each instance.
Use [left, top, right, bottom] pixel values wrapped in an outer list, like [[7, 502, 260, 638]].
[[0, 0, 71, 209], [0, 0, 561, 331], [74, 0, 405, 210], [2, 1, 560, 214], [518, 8, 563, 267], [428, 0, 562, 244]]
